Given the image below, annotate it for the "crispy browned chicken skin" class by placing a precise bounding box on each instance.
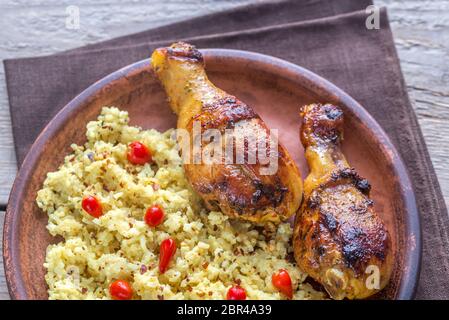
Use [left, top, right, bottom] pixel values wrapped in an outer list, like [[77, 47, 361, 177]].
[[151, 42, 303, 225], [293, 103, 393, 299]]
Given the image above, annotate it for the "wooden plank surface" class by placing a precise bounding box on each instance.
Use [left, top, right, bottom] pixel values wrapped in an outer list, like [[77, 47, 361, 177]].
[[0, 0, 448, 300], [377, 0, 449, 206]]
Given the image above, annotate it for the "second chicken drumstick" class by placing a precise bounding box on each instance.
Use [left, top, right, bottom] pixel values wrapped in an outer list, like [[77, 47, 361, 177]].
[[293, 103, 393, 299]]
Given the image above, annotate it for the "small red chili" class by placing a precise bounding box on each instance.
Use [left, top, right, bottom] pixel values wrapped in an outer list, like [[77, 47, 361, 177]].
[[81, 195, 103, 218], [159, 238, 177, 274], [109, 280, 133, 300], [272, 269, 293, 299], [226, 285, 247, 300], [127, 141, 152, 165], [145, 205, 165, 227]]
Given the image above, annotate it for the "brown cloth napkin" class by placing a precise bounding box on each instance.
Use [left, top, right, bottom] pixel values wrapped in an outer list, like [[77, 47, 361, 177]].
[[3, 0, 449, 299]]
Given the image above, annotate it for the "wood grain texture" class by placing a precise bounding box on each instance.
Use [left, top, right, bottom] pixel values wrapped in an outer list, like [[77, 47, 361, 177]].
[[377, 0, 449, 205], [0, 0, 447, 299]]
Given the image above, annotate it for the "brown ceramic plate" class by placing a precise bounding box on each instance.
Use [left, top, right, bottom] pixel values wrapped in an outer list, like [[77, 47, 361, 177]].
[[3, 49, 421, 300]]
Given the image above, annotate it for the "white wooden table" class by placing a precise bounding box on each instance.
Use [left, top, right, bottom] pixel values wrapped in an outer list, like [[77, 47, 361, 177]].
[[0, 0, 448, 299]]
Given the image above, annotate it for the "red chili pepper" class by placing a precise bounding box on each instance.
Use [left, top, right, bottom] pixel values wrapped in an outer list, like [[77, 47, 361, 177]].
[[159, 238, 177, 273], [226, 285, 247, 300], [272, 269, 293, 299], [81, 195, 103, 218], [127, 141, 152, 165], [145, 205, 165, 227], [109, 280, 133, 300]]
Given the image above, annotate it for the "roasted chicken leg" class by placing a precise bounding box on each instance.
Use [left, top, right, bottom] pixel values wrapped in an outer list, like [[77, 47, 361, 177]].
[[293, 103, 392, 299], [151, 42, 303, 225]]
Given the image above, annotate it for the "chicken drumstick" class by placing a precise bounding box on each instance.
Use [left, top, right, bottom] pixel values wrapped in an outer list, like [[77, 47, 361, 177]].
[[293, 103, 393, 299], [151, 42, 303, 225]]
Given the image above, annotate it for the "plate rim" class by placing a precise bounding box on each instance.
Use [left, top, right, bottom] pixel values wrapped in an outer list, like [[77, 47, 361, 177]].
[[3, 48, 422, 300]]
